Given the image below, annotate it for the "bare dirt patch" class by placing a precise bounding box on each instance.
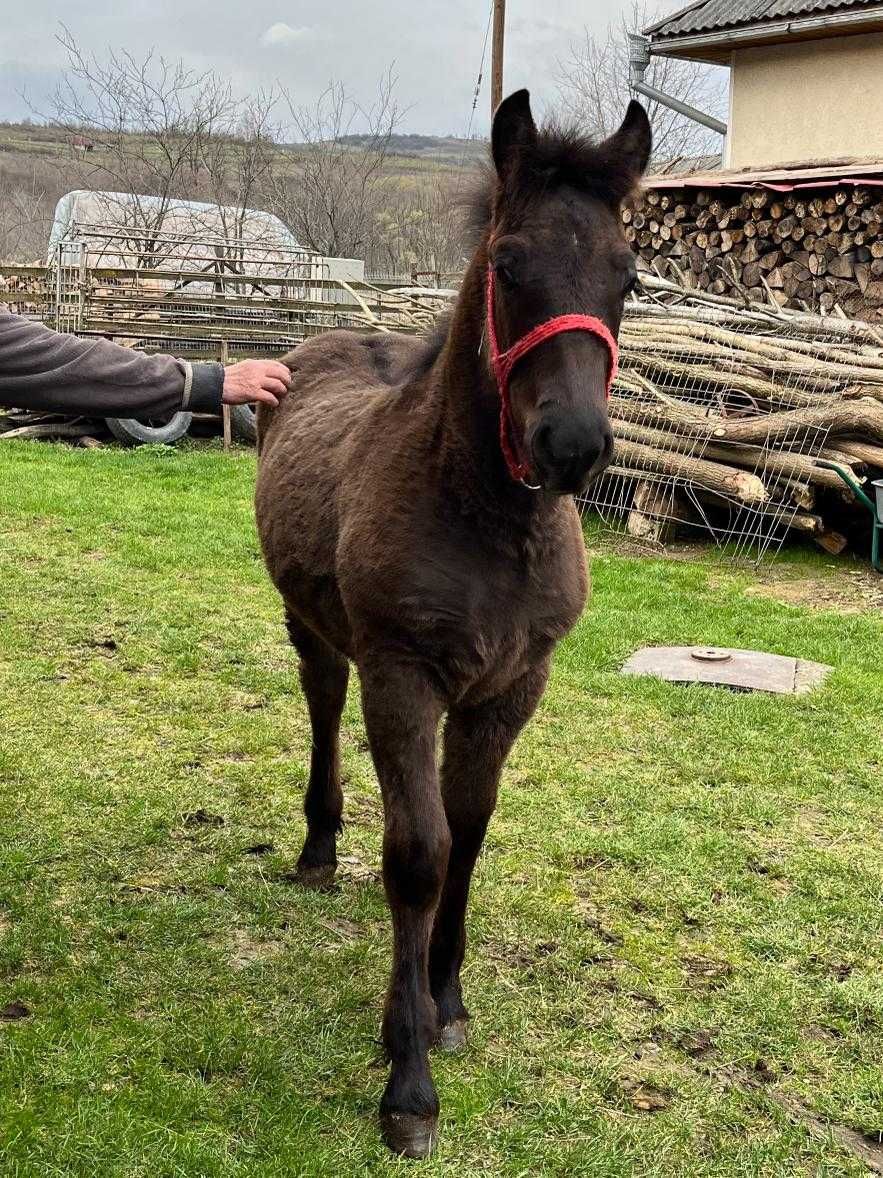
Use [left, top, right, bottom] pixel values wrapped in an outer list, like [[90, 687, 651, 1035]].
[[316, 917, 365, 945], [182, 808, 225, 828], [652, 1026, 717, 1059], [0, 1001, 31, 1021], [773, 1094, 883, 1175], [682, 955, 733, 989], [242, 841, 274, 856], [336, 854, 381, 885], [484, 939, 560, 970], [744, 568, 883, 614], [618, 1078, 673, 1113], [229, 928, 283, 970], [589, 531, 883, 613]]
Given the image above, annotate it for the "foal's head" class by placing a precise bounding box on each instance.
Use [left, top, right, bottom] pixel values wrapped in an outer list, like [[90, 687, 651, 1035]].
[[482, 90, 651, 495]]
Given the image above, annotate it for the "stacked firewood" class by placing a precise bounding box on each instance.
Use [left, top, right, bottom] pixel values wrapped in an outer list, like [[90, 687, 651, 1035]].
[[0, 269, 51, 318], [623, 187, 883, 319], [586, 275, 883, 555]]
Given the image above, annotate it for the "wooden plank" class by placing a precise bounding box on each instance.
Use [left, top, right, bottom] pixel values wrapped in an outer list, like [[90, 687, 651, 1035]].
[[220, 341, 231, 451]]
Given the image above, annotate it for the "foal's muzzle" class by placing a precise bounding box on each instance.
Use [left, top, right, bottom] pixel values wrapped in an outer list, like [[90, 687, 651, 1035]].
[[529, 406, 614, 495]]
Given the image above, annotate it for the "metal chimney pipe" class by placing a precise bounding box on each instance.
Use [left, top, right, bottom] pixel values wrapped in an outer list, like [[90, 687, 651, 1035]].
[[628, 33, 728, 137]]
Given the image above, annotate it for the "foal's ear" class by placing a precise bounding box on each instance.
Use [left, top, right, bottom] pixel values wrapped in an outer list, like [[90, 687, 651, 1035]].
[[492, 89, 538, 179], [600, 100, 653, 182]]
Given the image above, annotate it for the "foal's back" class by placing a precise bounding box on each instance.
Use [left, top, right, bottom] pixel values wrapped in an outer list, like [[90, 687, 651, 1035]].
[[255, 329, 433, 652]]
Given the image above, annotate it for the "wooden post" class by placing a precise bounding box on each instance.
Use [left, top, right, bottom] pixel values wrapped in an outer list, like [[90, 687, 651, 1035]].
[[220, 340, 232, 451], [491, 0, 506, 117]]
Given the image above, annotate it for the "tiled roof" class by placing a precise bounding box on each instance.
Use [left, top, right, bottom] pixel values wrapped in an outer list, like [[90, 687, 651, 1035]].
[[646, 0, 882, 39]]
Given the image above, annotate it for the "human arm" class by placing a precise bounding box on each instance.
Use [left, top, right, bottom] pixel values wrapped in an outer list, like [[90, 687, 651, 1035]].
[[0, 304, 290, 417]]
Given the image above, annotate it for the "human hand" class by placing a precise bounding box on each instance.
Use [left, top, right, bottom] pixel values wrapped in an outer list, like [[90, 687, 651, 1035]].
[[222, 359, 292, 408]]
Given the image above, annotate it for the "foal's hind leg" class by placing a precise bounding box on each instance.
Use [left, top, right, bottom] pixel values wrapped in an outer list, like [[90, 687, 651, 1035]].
[[286, 612, 349, 889], [430, 662, 550, 1050]]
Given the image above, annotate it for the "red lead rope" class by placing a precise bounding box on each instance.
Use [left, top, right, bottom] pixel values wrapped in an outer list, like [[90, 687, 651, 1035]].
[[485, 262, 619, 485]]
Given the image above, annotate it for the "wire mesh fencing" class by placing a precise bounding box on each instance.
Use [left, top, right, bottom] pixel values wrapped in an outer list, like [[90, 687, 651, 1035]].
[[578, 276, 883, 565]]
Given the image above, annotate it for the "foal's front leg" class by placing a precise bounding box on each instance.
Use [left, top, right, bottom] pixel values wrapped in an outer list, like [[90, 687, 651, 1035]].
[[430, 662, 550, 1049], [360, 662, 450, 1159]]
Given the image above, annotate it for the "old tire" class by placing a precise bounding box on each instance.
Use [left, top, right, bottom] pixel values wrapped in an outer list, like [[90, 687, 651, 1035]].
[[228, 403, 258, 445], [105, 411, 192, 447]]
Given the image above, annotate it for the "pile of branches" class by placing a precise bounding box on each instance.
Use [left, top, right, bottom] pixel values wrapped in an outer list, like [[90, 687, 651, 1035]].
[[598, 275, 883, 553], [363, 274, 883, 558], [331, 280, 455, 334]]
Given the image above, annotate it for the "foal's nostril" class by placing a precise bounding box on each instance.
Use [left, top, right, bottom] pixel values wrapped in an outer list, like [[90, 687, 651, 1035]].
[[532, 421, 554, 461], [531, 409, 612, 492]]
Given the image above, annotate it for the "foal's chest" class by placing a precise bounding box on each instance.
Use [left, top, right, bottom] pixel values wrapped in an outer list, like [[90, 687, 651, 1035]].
[[422, 519, 589, 703]]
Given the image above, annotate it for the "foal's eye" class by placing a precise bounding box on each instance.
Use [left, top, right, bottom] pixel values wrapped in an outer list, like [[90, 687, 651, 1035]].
[[491, 237, 526, 288], [494, 258, 518, 288]]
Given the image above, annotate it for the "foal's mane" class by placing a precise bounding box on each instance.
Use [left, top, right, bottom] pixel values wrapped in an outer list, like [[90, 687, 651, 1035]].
[[399, 121, 641, 383]]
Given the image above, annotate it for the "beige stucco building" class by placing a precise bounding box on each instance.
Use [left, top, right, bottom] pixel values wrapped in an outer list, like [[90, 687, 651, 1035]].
[[645, 1, 883, 170]]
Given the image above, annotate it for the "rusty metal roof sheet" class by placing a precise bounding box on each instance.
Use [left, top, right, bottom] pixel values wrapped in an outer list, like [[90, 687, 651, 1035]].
[[645, 157, 883, 190], [646, 0, 882, 38]]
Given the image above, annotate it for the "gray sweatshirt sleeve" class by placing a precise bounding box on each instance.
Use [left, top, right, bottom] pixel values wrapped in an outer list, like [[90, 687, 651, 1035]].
[[0, 304, 224, 417]]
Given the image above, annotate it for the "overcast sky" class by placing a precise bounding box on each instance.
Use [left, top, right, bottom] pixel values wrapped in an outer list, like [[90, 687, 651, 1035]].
[[0, 0, 691, 136]]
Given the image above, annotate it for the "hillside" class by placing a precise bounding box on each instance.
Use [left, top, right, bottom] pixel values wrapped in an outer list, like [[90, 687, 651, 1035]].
[[334, 132, 488, 166], [0, 122, 488, 170]]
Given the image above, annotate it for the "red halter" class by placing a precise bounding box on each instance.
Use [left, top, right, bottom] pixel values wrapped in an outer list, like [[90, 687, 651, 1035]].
[[484, 262, 619, 485]]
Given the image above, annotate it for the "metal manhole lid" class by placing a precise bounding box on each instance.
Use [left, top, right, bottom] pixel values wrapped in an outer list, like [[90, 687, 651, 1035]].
[[621, 646, 832, 695], [691, 648, 731, 663]]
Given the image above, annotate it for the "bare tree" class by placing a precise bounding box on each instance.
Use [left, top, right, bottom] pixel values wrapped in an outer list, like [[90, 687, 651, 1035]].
[[0, 170, 53, 262], [44, 34, 410, 272], [268, 74, 403, 259], [556, 2, 727, 165], [47, 26, 242, 266], [193, 91, 281, 252], [38, 34, 468, 279], [371, 174, 469, 280]]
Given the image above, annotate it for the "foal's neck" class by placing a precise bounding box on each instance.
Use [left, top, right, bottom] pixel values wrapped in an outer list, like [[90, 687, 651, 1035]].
[[431, 258, 551, 530]]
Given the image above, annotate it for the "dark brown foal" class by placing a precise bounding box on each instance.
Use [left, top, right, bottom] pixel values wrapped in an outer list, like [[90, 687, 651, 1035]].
[[256, 89, 651, 1158]]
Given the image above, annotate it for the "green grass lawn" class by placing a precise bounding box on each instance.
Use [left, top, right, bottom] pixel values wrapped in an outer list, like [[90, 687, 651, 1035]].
[[0, 440, 881, 1177]]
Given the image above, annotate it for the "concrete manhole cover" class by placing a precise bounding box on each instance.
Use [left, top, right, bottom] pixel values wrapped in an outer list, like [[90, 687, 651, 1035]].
[[620, 647, 832, 695]]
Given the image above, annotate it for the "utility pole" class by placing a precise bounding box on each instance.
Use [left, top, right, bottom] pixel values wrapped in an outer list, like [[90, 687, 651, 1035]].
[[491, 0, 506, 117]]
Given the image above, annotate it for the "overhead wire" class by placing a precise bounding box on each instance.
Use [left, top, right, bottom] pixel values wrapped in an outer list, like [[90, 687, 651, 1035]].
[[454, 1, 494, 183]]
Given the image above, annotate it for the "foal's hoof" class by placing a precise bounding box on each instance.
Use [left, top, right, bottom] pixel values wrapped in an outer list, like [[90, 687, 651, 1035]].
[[436, 1018, 469, 1053], [293, 863, 337, 891], [380, 1112, 438, 1159]]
